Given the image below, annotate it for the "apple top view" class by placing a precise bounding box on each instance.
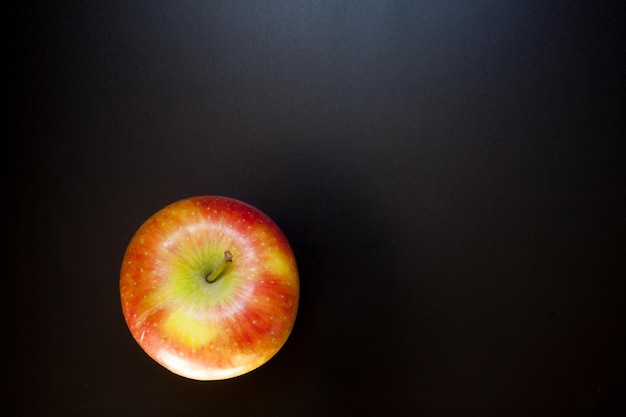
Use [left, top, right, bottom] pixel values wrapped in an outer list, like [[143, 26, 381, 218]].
[[120, 196, 299, 380], [12, 1, 625, 415]]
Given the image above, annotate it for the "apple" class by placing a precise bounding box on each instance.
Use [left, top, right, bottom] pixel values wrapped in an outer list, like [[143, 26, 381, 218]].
[[120, 196, 299, 380]]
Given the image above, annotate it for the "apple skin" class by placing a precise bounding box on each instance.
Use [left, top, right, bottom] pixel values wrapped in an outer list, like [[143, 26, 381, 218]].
[[120, 196, 299, 380]]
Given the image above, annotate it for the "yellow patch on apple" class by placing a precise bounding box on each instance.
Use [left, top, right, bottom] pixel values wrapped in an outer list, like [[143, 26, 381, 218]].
[[163, 309, 219, 349]]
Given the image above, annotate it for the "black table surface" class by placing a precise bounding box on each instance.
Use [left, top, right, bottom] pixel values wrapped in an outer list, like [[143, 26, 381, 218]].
[[10, 1, 625, 416]]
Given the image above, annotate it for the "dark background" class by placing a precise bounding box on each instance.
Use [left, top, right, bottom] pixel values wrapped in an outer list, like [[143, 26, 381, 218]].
[[10, 1, 625, 416]]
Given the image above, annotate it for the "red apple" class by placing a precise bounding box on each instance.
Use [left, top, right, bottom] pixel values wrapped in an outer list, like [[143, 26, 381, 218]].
[[120, 196, 299, 380]]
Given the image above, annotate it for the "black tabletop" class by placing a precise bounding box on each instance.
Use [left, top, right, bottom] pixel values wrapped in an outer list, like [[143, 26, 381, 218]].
[[10, 1, 625, 416]]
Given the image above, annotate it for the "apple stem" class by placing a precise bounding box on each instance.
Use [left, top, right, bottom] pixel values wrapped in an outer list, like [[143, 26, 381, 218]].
[[206, 251, 233, 283]]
